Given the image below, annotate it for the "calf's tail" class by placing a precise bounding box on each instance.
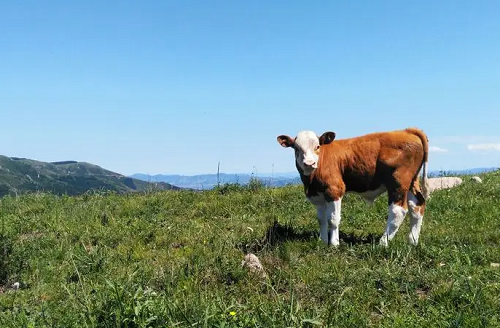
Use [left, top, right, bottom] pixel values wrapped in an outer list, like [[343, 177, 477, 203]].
[[421, 161, 430, 199], [406, 128, 430, 199]]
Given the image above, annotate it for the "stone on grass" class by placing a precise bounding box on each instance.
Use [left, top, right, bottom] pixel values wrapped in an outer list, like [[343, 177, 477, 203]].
[[241, 253, 267, 278], [471, 176, 482, 184], [428, 177, 463, 193]]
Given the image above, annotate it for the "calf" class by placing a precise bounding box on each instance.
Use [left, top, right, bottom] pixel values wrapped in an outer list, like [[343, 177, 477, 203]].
[[277, 128, 430, 246]]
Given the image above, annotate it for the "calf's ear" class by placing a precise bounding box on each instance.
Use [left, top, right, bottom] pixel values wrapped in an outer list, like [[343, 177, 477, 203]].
[[277, 135, 295, 148], [319, 131, 336, 145]]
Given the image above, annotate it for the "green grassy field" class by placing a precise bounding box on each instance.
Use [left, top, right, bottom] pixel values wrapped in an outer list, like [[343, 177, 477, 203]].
[[1, 171, 499, 327]]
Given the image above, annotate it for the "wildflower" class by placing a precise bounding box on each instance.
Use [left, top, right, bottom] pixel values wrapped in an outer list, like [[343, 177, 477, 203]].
[[229, 311, 236, 316]]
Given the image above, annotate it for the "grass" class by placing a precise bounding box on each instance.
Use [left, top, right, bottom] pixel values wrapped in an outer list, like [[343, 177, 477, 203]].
[[0, 172, 499, 327]]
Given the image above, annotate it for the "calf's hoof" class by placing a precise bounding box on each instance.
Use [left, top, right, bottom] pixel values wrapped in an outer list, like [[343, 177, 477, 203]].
[[328, 240, 340, 247], [408, 234, 419, 246]]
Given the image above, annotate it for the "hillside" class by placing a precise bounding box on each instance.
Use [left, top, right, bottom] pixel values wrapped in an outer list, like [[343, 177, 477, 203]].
[[0, 155, 180, 197], [0, 170, 498, 327]]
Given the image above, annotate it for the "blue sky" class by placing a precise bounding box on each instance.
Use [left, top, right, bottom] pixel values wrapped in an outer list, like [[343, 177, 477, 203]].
[[1, 1, 499, 176]]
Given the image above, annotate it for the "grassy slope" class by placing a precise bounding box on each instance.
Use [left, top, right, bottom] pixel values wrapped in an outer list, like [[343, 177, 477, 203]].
[[0, 156, 179, 197], [0, 172, 499, 327]]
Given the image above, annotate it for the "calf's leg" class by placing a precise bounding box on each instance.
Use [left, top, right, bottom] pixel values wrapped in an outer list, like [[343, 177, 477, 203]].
[[316, 204, 328, 244], [325, 198, 342, 246], [380, 196, 408, 247], [407, 190, 426, 246]]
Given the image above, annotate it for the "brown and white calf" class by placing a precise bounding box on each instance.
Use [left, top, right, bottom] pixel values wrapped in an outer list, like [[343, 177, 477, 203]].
[[277, 128, 430, 246]]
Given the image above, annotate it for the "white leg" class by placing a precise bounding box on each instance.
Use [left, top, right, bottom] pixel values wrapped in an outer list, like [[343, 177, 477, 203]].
[[326, 199, 342, 246], [407, 192, 424, 246], [316, 204, 328, 244], [379, 203, 407, 246]]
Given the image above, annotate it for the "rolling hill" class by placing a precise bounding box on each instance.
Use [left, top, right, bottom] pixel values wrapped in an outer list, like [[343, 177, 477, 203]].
[[0, 155, 180, 197], [0, 168, 499, 326]]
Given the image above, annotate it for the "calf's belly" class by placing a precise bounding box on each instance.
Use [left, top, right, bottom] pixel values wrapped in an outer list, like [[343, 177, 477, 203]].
[[350, 186, 387, 204], [307, 193, 326, 205]]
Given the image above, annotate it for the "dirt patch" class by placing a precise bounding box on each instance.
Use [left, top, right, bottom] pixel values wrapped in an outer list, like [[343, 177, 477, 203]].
[[18, 231, 45, 241]]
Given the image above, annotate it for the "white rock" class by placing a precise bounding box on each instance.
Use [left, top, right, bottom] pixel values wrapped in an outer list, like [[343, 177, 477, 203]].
[[12, 282, 20, 290], [241, 253, 267, 278], [428, 177, 463, 193], [471, 176, 482, 183]]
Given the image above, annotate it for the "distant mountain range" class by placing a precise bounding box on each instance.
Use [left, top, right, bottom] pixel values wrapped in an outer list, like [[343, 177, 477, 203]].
[[131, 167, 498, 190], [130, 173, 301, 190], [0, 156, 180, 198], [428, 167, 498, 176]]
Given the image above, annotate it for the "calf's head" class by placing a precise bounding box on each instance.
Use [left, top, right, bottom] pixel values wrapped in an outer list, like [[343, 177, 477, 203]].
[[277, 130, 336, 176]]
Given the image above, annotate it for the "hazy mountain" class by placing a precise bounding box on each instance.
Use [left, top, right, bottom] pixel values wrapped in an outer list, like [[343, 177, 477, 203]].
[[130, 173, 301, 190], [0, 155, 180, 197], [429, 167, 498, 176]]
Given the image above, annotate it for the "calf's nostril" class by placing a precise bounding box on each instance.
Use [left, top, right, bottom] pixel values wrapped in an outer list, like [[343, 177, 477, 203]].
[[304, 159, 316, 167]]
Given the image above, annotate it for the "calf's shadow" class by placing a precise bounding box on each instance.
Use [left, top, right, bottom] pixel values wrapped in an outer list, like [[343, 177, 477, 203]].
[[238, 220, 381, 253]]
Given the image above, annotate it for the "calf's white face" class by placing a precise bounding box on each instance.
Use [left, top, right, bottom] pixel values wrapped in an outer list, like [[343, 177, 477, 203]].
[[277, 131, 323, 176], [294, 131, 320, 175]]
